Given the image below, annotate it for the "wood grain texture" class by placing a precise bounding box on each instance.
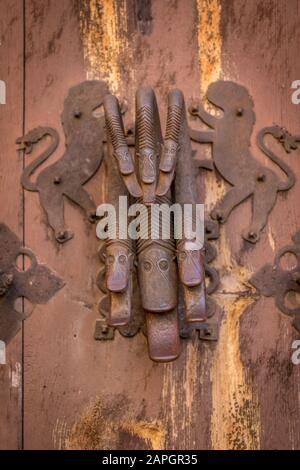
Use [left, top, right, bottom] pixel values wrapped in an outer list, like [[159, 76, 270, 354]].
[[218, 0, 300, 449], [0, 0, 24, 450], [22, 0, 162, 450], [1, 0, 299, 450]]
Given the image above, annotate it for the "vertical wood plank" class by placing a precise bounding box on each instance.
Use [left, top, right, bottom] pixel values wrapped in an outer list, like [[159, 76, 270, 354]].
[[209, 0, 300, 449], [0, 0, 24, 450], [23, 0, 161, 450], [23, 0, 86, 450]]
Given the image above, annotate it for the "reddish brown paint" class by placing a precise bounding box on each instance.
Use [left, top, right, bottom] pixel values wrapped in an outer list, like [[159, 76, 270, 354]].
[[220, 0, 300, 449], [0, 0, 24, 449], [0, 0, 300, 450]]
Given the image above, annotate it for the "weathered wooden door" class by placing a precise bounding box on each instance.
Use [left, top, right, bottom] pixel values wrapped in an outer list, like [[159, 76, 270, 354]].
[[1, 0, 300, 450]]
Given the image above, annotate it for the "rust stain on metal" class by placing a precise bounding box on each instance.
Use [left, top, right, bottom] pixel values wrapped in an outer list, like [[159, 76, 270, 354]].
[[79, 0, 133, 93], [210, 297, 260, 450]]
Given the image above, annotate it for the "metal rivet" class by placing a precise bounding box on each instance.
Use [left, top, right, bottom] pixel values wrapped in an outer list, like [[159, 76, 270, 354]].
[[248, 231, 256, 239], [57, 231, 66, 240], [257, 173, 266, 182], [236, 107, 244, 116]]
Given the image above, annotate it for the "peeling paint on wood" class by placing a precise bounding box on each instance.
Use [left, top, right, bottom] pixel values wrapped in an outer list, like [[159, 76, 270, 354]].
[[196, 0, 222, 94], [122, 419, 165, 450], [267, 226, 276, 252], [65, 396, 165, 450], [211, 297, 260, 449], [10, 362, 21, 388], [162, 340, 213, 449], [52, 417, 69, 450], [196, 0, 262, 450], [0, 341, 6, 365], [195, 0, 226, 214], [79, 0, 134, 92]]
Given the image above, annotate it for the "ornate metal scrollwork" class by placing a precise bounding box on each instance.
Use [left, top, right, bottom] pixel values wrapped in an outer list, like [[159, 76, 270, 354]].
[[250, 231, 300, 332]]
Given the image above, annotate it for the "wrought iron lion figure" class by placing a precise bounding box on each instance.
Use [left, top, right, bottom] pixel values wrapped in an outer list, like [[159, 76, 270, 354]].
[[189, 80, 298, 243], [17, 81, 108, 243]]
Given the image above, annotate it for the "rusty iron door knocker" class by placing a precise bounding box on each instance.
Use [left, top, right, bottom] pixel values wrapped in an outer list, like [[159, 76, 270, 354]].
[[96, 87, 208, 362]]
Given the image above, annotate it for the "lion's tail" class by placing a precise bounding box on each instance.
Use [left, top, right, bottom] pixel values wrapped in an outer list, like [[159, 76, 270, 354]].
[[19, 127, 59, 192], [257, 126, 296, 191]]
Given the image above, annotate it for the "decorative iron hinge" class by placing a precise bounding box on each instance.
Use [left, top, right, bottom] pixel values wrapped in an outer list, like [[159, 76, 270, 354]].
[[250, 230, 300, 332], [0, 223, 64, 345]]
